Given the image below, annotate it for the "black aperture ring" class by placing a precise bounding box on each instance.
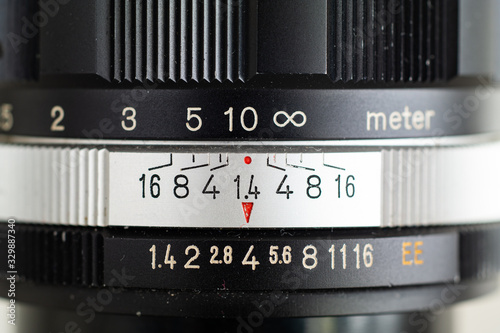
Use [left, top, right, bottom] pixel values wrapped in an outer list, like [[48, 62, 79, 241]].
[[1, 223, 499, 291]]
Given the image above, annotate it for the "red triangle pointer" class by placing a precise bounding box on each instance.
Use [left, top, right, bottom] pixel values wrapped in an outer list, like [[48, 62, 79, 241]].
[[241, 202, 254, 223]]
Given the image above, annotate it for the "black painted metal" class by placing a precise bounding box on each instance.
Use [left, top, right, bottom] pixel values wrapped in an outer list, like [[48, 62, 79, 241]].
[[1, 86, 497, 140]]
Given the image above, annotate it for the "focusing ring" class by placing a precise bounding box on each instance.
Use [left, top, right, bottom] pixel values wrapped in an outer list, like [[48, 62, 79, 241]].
[[0, 0, 458, 83]]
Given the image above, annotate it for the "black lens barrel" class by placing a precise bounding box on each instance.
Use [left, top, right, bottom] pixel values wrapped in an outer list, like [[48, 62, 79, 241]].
[[0, 0, 459, 84]]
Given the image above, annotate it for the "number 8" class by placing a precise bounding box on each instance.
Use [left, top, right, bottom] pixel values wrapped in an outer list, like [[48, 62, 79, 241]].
[[223, 246, 233, 264], [302, 245, 318, 270]]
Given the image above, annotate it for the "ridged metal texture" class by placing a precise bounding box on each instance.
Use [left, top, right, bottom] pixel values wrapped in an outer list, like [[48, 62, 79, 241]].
[[329, 0, 457, 82], [0, 0, 458, 83], [0, 146, 110, 227], [381, 143, 500, 227], [110, 0, 457, 83], [13, 225, 103, 286], [460, 225, 500, 281], [112, 0, 253, 83]]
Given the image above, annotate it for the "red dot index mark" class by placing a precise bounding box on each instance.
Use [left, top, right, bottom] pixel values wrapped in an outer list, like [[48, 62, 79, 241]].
[[241, 202, 254, 223], [244, 156, 252, 164]]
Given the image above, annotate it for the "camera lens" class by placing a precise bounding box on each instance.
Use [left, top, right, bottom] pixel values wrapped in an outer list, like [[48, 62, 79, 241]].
[[1, 1, 500, 332]]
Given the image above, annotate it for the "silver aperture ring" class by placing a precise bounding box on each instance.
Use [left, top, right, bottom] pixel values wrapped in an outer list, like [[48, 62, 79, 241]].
[[1, 138, 500, 228]]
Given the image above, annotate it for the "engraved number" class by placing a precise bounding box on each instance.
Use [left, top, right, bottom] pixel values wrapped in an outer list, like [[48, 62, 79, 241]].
[[0, 104, 14, 132], [186, 107, 202, 132], [184, 245, 200, 269], [50, 106, 65, 132], [122, 107, 137, 131]]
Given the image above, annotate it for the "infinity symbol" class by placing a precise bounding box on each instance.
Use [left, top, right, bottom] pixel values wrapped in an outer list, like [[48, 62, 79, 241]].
[[273, 111, 307, 128]]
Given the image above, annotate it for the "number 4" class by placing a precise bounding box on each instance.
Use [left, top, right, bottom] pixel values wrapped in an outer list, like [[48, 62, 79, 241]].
[[202, 175, 220, 199], [248, 175, 260, 199], [242, 245, 260, 270], [276, 175, 294, 199], [164, 244, 176, 269]]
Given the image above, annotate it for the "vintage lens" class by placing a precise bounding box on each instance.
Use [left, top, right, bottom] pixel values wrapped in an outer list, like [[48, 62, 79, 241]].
[[1, 1, 500, 332]]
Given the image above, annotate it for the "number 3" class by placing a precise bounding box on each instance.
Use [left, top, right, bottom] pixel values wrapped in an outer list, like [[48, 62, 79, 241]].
[[122, 107, 137, 131]]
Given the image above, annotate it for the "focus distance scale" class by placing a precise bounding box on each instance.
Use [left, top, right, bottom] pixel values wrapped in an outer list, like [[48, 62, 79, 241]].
[[1, 88, 500, 140], [1, 138, 500, 228]]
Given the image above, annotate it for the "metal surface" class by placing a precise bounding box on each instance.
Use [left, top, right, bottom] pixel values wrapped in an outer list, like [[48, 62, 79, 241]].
[[104, 232, 459, 290], [2, 142, 500, 227], [1, 223, 499, 317], [1, 87, 499, 140]]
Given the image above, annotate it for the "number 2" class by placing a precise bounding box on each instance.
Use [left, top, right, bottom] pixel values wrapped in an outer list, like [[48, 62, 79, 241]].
[[184, 245, 200, 269], [50, 106, 65, 132]]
